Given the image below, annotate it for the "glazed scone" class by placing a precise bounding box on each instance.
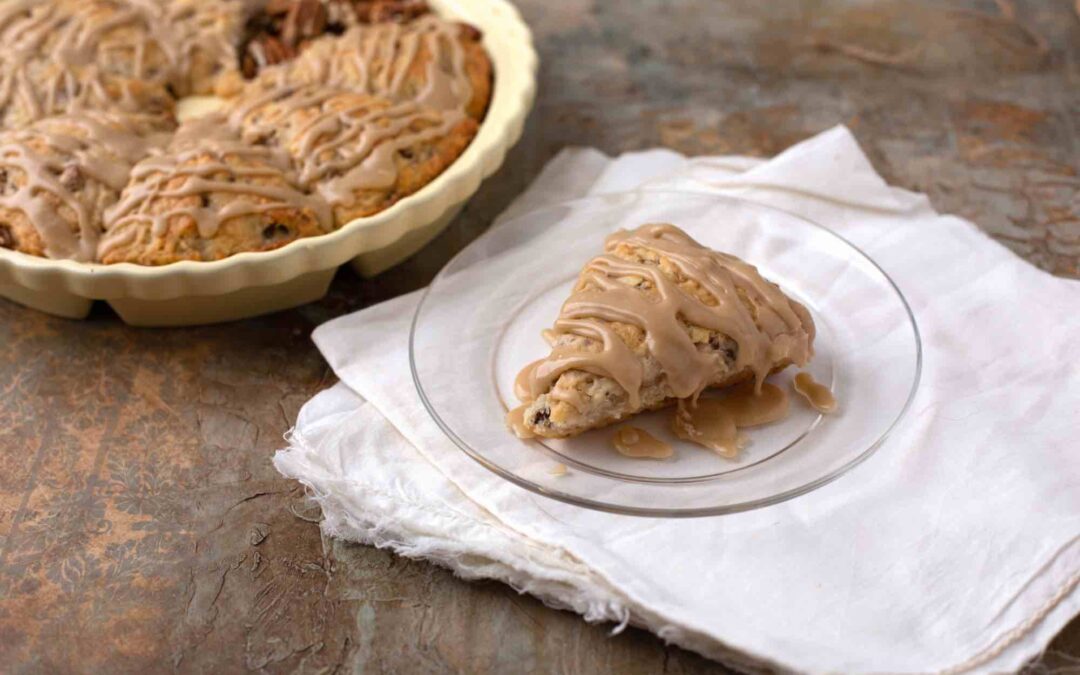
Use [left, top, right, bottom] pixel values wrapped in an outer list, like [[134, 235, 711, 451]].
[[54, 0, 252, 97], [0, 112, 171, 261], [0, 0, 177, 128], [229, 84, 477, 227], [514, 224, 816, 439], [98, 116, 330, 265], [258, 14, 492, 121], [0, 0, 252, 126]]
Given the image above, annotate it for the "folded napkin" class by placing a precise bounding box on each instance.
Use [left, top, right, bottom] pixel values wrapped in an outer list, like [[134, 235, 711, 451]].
[[275, 126, 1080, 673]]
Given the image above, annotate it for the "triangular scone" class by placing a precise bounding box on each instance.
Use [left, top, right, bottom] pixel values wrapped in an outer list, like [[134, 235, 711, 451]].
[[514, 223, 816, 439]]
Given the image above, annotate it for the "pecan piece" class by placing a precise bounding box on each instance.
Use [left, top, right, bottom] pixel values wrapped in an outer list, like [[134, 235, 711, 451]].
[[355, 0, 430, 23], [282, 0, 327, 47]]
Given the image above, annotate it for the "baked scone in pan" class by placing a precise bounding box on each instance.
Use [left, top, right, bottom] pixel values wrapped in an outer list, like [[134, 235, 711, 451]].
[[265, 14, 492, 121], [0, 111, 171, 261], [230, 84, 478, 226], [97, 116, 329, 265], [0, 0, 494, 264]]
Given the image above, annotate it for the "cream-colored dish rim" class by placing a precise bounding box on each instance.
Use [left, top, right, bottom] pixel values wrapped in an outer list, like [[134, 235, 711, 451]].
[[0, 0, 537, 301]]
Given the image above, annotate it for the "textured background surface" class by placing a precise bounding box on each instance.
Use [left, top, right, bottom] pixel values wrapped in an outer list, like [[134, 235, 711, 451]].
[[1, 1, 1078, 672]]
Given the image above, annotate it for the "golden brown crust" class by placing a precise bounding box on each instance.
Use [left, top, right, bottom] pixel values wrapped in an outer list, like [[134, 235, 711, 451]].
[[333, 116, 477, 223], [99, 198, 324, 265], [459, 29, 493, 121]]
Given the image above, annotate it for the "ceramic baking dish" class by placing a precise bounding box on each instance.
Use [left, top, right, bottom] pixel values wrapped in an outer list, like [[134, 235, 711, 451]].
[[0, 0, 537, 326]]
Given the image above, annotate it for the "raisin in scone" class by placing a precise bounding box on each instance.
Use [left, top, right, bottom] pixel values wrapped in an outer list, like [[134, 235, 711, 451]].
[[98, 115, 329, 265], [0, 112, 171, 261], [513, 224, 816, 439], [257, 14, 492, 121], [229, 84, 477, 227]]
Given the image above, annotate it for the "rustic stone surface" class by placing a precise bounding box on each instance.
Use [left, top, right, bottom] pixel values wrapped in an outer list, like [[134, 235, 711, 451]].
[[0, 1, 1077, 673]]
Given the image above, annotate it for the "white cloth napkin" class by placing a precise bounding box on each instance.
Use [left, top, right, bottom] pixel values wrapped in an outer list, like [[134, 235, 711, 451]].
[[275, 126, 1080, 674]]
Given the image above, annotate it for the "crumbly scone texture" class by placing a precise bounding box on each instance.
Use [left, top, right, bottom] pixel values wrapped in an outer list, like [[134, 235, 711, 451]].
[[98, 131, 327, 265], [522, 241, 816, 439], [0, 112, 171, 260], [230, 86, 478, 228]]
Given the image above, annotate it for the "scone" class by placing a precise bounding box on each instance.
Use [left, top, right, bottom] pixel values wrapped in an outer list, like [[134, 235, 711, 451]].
[[260, 14, 492, 121], [514, 224, 816, 439], [0, 0, 251, 125], [351, 0, 431, 23], [0, 112, 171, 261], [98, 115, 330, 265], [0, 0, 177, 128], [229, 84, 477, 226]]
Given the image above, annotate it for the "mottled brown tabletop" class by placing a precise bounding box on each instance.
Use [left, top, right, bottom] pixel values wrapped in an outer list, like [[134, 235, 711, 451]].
[[1, 1, 1078, 673]]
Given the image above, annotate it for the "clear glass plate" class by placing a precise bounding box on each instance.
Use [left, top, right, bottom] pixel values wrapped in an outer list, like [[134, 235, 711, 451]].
[[410, 191, 921, 517]]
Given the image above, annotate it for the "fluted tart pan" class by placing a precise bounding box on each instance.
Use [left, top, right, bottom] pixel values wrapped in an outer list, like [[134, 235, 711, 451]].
[[0, 0, 537, 326]]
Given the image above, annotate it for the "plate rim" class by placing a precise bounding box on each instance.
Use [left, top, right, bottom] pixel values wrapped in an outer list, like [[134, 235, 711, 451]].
[[410, 189, 923, 518]]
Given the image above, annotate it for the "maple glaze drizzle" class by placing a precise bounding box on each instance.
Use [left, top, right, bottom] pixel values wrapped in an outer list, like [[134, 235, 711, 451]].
[[0, 112, 169, 260], [0, 3, 479, 262], [230, 83, 465, 210], [793, 371, 837, 413], [611, 426, 673, 459], [672, 401, 746, 458], [671, 381, 788, 458]]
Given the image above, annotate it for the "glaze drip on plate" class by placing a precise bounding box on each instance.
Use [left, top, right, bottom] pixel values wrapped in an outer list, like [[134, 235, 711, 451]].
[[793, 371, 838, 413]]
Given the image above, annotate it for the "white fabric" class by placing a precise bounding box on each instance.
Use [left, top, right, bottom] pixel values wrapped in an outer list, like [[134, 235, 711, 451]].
[[275, 126, 1080, 674]]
